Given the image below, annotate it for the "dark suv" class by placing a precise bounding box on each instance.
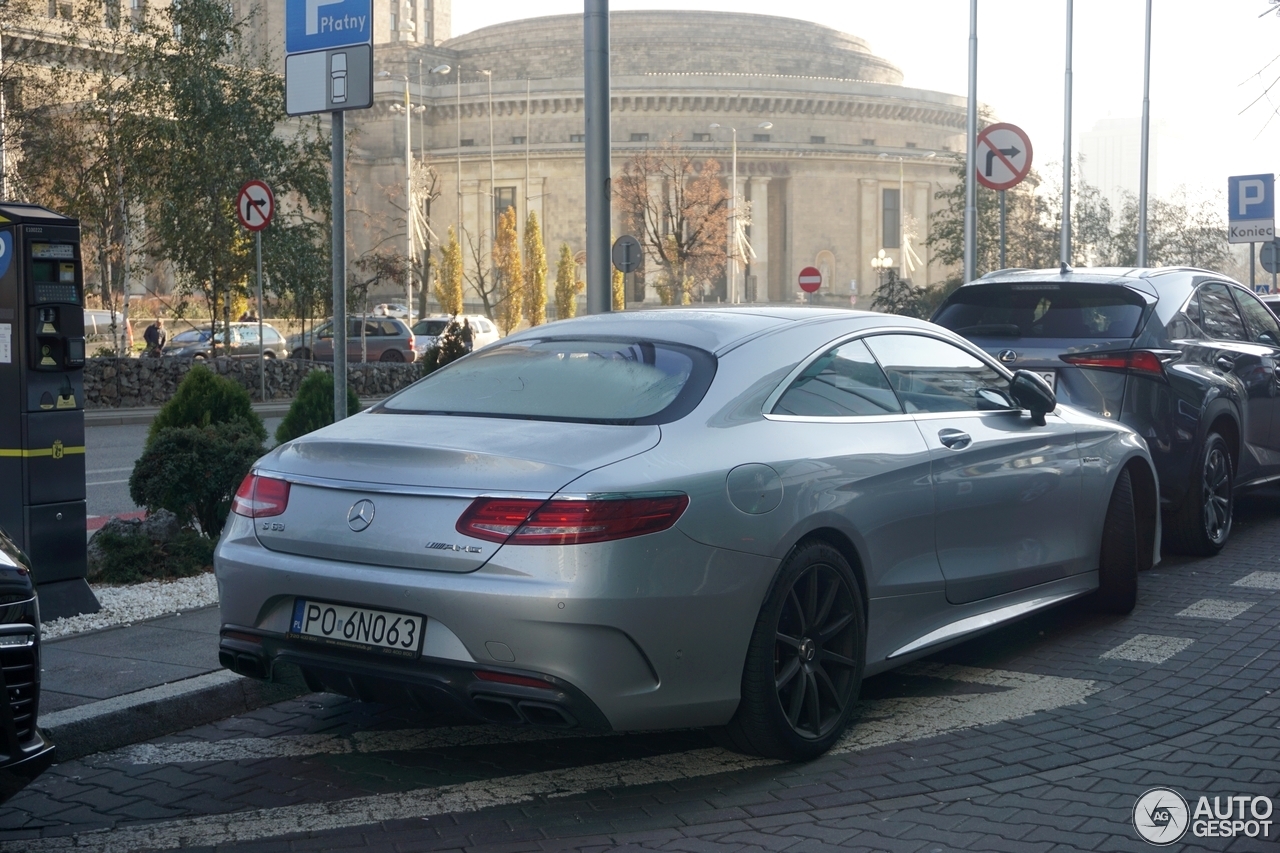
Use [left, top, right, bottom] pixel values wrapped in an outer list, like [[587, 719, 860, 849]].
[[934, 267, 1280, 556]]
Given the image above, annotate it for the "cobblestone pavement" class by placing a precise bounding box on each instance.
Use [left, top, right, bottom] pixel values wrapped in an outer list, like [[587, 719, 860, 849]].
[[5, 497, 1280, 853]]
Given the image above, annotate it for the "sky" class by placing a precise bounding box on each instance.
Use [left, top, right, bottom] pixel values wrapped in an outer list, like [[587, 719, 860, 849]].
[[450, 0, 1280, 201]]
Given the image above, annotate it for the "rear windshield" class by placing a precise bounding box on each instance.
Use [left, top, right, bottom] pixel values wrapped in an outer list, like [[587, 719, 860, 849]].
[[381, 337, 716, 424], [934, 283, 1146, 340], [413, 320, 449, 336]]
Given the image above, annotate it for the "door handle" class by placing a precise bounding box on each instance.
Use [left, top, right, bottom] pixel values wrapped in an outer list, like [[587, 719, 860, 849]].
[[1216, 355, 1236, 373], [938, 429, 971, 450]]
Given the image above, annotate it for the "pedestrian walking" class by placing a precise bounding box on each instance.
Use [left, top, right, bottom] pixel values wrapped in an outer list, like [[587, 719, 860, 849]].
[[143, 318, 166, 357]]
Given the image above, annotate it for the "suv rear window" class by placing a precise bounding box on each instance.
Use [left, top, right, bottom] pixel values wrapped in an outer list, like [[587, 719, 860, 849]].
[[381, 337, 716, 424], [934, 283, 1146, 339]]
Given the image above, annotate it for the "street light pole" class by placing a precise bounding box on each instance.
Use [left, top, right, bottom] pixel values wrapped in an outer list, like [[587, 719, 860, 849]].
[[525, 77, 531, 223], [1137, 0, 1152, 267], [483, 69, 494, 241]]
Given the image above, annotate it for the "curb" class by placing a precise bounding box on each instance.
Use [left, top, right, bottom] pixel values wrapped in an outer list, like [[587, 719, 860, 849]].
[[41, 670, 308, 761]]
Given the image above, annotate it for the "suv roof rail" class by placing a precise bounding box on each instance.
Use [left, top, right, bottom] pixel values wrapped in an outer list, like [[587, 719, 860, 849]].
[[978, 268, 1029, 279]]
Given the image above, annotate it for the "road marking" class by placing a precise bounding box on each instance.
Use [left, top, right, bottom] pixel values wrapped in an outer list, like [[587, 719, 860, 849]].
[[1101, 634, 1194, 664], [86, 466, 135, 475], [110, 725, 613, 764], [1175, 598, 1256, 621], [87, 479, 130, 487], [1234, 571, 1280, 590], [8, 665, 1098, 852]]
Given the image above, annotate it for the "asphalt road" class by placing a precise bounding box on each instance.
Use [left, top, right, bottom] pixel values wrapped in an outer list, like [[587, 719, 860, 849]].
[[8, 494, 1280, 851], [86, 419, 284, 522]]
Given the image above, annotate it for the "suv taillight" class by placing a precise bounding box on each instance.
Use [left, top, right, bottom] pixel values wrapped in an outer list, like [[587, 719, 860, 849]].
[[231, 474, 291, 518], [1061, 350, 1169, 379], [457, 495, 690, 545]]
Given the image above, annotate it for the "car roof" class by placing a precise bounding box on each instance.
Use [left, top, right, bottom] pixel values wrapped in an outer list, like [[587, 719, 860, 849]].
[[967, 266, 1244, 290], [500, 306, 936, 354]]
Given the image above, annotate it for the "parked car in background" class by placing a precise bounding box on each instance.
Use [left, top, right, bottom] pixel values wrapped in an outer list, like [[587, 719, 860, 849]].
[[162, 322, 287, 360], [410, 314, 501, 357], [934, 266, 1280, 556], [290, 316, 416, 363], [83, 309, 133, 353], [217, 307, 1156, 761], [371, 303, 414, 320], [1258, 291, 1280, 320], [0, 528, 55, 802]]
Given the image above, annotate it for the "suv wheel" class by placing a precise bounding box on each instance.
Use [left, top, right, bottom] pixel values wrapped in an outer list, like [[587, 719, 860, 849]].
[[1167, 431, 1233, 556], [1094, 468, 1138, 614], [379, 349, 405, 363]]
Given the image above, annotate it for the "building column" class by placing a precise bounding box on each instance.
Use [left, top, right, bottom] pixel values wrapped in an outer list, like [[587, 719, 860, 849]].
[[912, 181, 931, 285], [748, 176, 770, 302]]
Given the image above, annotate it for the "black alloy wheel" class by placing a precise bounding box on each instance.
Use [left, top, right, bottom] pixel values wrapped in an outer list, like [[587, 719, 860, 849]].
[[380, 348, 405, 363], [714, 541, 864, 760], [1168, 431, 1233, 556], [1094, 467, 1139, 614]]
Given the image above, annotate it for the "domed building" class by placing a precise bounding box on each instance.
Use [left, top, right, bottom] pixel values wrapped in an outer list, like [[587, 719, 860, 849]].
[[341, 7, 969, 307]]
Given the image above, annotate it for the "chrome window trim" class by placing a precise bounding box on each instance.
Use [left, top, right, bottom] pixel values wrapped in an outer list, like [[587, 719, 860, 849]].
[[763, 412, 915, 425], [763, 326, 1016, 419]]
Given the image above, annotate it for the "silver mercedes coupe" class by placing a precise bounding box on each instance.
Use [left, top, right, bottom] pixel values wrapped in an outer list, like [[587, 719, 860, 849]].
[[215, 307, 1158, 760]]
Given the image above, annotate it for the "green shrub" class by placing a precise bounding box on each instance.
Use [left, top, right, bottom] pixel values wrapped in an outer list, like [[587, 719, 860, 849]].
[[147, 364, 266, 448], [420, 319, 473, 377], [92, 528, 215, 585], [130, 421, 265, 537], [275, 370, 362, 445]]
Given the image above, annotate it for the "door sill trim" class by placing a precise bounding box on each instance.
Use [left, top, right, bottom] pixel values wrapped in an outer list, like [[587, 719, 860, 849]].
[[887, 590, 1084, 659]]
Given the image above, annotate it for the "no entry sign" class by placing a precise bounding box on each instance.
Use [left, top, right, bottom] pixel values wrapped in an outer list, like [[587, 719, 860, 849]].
[[798, 266, 822, 294], [237, 180, 275, 232], [975, 123, 1033, 192]]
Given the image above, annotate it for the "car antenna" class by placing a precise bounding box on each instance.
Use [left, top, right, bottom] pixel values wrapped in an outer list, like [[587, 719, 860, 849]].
[[1059, 261, 1073, 276]]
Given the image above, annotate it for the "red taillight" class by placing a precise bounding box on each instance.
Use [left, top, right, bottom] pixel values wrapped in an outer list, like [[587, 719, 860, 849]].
[[1062, 350, 1167, 378], [474, 670, 554, 689], [457, 494, 690, 545], [231, 473, 291, 518]]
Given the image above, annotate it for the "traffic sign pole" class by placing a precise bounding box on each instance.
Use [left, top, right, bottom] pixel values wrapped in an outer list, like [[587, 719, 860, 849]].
[[333, 110, 347, 422], [256, 230, 265, 403], [999, 190, 1006, 270]]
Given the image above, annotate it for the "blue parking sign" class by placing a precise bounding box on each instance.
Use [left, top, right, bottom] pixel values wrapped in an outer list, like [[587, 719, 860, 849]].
[[286, 0, 372, 55], [1228, 174, 1275, 222]]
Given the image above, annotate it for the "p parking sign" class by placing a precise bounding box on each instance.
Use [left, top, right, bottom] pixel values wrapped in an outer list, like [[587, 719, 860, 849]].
[[1228, 174, 1276, 244]]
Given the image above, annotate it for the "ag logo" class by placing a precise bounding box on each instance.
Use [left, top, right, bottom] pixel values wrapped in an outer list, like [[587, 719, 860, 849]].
[[0, 232, 11, 278], [1134, 787, 1189, 845]]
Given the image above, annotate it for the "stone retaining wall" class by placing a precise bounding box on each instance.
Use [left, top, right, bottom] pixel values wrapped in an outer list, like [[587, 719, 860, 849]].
[[83, 357, 422, 409]]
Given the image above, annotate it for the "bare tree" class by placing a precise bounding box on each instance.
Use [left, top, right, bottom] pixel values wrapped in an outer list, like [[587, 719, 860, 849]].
[[463, 230, 499, 320], [615, 141, 730, 304]]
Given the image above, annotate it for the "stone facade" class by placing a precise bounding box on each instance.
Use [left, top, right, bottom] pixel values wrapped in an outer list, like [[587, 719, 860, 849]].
[[83, 358, 421, 409], [336, 9, 968, 308]]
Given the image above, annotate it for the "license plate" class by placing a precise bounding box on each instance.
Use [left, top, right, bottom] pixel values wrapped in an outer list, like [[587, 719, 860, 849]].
[[289, 599, 425, 658], [1034, 370, 1056, 391]]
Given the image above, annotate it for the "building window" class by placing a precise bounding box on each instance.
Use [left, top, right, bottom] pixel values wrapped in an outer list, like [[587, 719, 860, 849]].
[[104, 0, 120, 26], [905, 142, 917, 149], [511, 136, 526, 145], [570, 133, 585, 143], [882, 189, 901, 250], [494, 187, 517, 228], [861, 138, 875, 146], [810, 136, 826, 144], [630, 133, 650, 142], [753, 134, 770, 142], [692, 132, 711, 142]]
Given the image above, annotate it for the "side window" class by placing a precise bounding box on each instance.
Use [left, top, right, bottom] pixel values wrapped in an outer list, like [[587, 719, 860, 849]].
[[1168, 289, 1204, 340], [1234, 288, 1280, 346], [379, 320, 401, 336], [772, 338, 902, 417], [863, 334, 1012, 414], [239, 326, 259, 344], [1198, 283, 1248, 342], [316, 322, 333, 339]]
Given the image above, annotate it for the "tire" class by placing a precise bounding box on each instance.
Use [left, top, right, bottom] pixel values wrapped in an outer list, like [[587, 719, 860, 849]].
[[193, 353, 207, 361], [714, 541, 865, 761], [379, 349, 405, 363], [263, 351, 276, 360], [291, 348, 311, 360], [1094, 468, 1138, 614], [1166, 432, 1233, 556]]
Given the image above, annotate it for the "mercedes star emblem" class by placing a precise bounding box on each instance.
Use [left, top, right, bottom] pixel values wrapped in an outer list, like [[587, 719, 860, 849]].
[[347, 499, 376, 532], [998, 349, 1018, 364]]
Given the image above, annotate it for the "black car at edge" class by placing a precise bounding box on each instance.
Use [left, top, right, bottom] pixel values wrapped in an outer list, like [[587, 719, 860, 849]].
[[0, 528, 54, 801], [934, 267, 1280, 556]]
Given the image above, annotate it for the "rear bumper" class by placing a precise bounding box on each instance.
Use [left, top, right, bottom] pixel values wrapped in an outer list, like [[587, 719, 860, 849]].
[[214, 512, 779, 732]]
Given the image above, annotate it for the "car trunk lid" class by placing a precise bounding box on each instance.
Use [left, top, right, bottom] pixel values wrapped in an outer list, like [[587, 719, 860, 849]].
[[253, 413, 661, 572]]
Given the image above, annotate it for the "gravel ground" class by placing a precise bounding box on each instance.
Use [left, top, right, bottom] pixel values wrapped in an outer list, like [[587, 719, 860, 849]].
[[41, 573, 218, 639]]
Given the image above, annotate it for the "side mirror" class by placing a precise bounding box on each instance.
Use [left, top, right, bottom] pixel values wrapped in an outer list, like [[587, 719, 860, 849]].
[[1010, 370, 1056, 426]]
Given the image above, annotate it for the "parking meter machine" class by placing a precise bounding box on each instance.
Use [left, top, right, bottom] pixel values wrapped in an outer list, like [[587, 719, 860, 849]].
[[0, 202, 98, 619]]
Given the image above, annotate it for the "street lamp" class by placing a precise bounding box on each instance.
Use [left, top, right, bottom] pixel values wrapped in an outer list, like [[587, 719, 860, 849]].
[[710, 120, 771, 303], [482, 69, 494, 240], [871, 248, 894, 288], [379, 69, 428, 319]]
